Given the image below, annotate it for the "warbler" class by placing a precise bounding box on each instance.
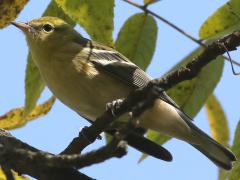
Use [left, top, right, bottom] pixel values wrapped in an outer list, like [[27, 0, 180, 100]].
[[12, 16, 236, 170]]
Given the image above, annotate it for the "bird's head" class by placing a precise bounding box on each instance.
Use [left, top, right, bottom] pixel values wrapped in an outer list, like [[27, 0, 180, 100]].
[[11, 16, 77, 52]]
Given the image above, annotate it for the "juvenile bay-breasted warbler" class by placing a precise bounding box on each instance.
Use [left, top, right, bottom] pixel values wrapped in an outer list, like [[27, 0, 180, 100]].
[[12, 17, 236, 170]]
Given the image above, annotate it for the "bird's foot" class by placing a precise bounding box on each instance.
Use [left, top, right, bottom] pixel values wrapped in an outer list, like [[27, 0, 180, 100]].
[[106, 99, 124, 117]]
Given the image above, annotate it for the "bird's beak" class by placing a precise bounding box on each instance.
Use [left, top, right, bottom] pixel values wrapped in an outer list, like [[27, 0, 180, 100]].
[[11, 21, 31, 33]]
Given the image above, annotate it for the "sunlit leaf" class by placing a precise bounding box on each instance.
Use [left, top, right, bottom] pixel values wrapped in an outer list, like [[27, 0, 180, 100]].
[[55, 0, 114, 46], [199, 0, 240, 40], [0, 0, 29, 28], [205, 94, 229, 147], [0, 97, 55, 130], [205, 94, 230, 180], [115, 13, 157, 70], [140, 46, 224, 162], [0, 169, 29, 180], [24, 0, 75, 116]]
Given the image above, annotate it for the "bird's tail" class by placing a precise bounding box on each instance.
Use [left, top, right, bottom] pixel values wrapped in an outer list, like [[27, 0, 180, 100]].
[[177, 110, 236, 170], [191, 141, 235, 170]]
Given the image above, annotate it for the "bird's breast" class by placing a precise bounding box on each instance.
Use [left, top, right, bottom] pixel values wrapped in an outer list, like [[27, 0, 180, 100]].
[[33, 53, 131, 121]]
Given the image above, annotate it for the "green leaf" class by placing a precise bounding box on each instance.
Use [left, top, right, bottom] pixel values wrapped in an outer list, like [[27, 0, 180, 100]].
[[24, 0, 75, 116], [218, 170, 227, 180], [199, 0, 240, 40], [225, 121, 240, 180], [232, 121, 240, 158], [167, 47, 224, 117], [0, 0, 29, 28], [227, 161, 240, 180], [115, 13, 158, 70], [205, 94, 230, 147], [43, 0, 75, 24], [24, 55, 45, 116], [140, 46, 224, 162], [55, 0, 114, 46], [144, 0, 160, 6]]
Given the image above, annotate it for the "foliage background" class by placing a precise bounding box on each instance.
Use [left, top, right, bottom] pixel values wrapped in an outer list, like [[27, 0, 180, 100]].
[[0, 0, 239, 179]]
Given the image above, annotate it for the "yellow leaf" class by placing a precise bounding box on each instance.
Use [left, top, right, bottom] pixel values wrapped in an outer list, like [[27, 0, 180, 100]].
[[0, 0, 29, 28], [205, 94, 229, 147], [0, 97, 55, 130], [0, 169, 29, 180], [199, 0, 240, 40]]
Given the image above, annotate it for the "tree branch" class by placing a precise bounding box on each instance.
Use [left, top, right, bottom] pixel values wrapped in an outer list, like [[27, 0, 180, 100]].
[[0, 129, 93, 180], [0, 137, 126, 170], [152, 31, 240, 89]]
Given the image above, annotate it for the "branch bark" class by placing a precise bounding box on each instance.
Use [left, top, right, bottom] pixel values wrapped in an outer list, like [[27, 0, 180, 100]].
[[0, 129, 93, 180]]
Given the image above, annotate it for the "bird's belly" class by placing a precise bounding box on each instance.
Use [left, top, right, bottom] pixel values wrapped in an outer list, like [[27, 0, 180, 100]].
[[140, 99, 192, 141], [39, 62, 131, 121]]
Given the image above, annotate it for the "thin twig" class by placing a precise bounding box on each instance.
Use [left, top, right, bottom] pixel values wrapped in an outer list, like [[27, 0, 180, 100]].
[[221, 43, 240, 75], [123, 0, 240, 68]]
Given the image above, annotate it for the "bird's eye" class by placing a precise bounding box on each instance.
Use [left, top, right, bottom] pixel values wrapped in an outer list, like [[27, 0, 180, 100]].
[[42, 24, 54, 32]]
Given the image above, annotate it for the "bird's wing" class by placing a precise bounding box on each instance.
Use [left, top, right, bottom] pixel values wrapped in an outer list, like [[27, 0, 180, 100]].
[[81, 40, 150, 88], [82, 40, 181, 109]]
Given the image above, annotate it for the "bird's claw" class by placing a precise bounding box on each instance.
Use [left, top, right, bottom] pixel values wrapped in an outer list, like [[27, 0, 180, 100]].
[[106, 99, 123, 117]]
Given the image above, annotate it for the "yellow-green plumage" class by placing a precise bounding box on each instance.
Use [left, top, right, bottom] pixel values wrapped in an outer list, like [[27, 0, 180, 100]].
[[26, 17, 128, 120]]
